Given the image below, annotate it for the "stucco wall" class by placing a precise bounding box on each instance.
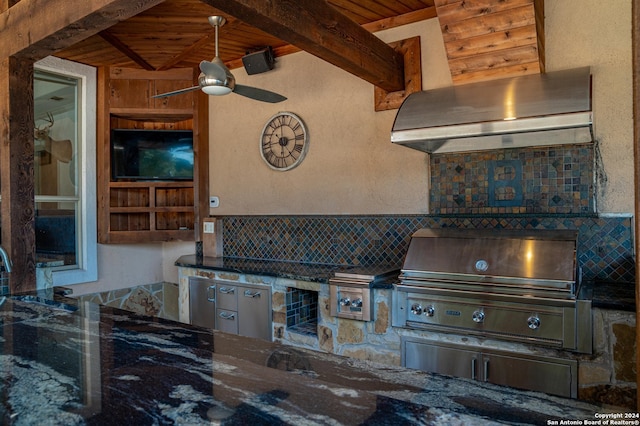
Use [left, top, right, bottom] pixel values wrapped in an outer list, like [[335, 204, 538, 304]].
[[208, 20, 447, 215], [69, 240, 192, 296], [208, 1, 633, 216], [545, 0, 633, 213]]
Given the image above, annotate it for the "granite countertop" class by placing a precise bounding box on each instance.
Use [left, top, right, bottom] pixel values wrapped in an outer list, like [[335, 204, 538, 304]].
[[175, 254, 400, 286], [576, 279, 635, 312], [176, 254, 342, 283], [0, 292, 624, 425], [589, 281, 636, 312]]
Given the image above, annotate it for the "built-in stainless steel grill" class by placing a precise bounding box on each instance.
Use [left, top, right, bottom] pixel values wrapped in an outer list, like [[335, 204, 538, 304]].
[[392, 228, 592, 353]]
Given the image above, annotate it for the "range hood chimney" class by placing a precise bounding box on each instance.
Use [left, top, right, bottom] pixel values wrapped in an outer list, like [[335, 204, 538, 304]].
[[391, 67, 593, 154]]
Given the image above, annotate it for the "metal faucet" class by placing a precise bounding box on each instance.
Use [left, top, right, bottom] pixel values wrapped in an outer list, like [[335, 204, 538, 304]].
[[0, 246, 12, 273]]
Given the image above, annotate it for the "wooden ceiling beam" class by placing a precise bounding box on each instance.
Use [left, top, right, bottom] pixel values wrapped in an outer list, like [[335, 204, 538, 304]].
[[99, 30, 156, 71], [0, 0, 167, 61], [198, 0, 406, 92], [224, 7, 436, 70], [362, 6, 437, 32]]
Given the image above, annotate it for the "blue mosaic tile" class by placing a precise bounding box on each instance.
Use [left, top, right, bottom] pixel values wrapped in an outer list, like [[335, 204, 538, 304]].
[[430, 145, 594, 214], [286, 287, 318, 329]]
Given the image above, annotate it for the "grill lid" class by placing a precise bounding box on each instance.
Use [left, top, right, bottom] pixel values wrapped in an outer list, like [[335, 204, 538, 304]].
[[401, 228, 578, 285]]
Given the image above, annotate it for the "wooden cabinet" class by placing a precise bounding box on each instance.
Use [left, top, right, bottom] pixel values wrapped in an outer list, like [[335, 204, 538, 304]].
[[98, 67, 209, 243], [107, 182, 195, 241]]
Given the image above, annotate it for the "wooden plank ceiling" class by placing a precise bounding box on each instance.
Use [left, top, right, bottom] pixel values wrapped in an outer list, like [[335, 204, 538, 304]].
[[434, 0, 544, 83], [53, 0, 544, 86]]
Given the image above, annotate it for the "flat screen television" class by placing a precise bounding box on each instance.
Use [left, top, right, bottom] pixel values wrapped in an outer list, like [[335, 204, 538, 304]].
[[111, 129, 194, 181]]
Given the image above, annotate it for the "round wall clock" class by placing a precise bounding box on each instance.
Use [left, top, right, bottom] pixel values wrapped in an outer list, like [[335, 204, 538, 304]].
[[260, 111, 309, 171]]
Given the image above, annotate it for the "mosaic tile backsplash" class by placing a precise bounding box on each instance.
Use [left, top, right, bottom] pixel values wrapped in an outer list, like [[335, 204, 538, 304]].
[[222, 214, 634, 284], [430, 145, 594, 214]]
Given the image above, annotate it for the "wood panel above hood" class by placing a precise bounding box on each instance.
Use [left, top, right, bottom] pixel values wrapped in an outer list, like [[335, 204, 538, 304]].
[[435, 0, 545, 85]]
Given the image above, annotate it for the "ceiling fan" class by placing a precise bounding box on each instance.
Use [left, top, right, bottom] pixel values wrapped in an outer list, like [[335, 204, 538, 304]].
[[153, 16, 287, 103]]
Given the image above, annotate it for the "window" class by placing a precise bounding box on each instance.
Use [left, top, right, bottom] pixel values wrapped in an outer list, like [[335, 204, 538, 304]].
[[34, 57, 97, 286]]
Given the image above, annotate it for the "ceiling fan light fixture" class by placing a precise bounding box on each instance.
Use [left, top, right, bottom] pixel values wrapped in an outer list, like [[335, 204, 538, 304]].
[[151, 15, 285, 103], [201, 85, 233, 96]]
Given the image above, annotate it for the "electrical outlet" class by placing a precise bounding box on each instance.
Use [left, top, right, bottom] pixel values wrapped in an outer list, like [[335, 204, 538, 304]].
[[209, 196, 219, 208], [203, 222, 215, 234]]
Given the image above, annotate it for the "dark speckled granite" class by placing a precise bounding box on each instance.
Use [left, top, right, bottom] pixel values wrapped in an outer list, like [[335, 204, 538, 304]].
[[175, 254, 341, 283], [579, 280, 635, 312], [591, 281, 635, 312], [175, 255, 401, 285], [0, 292, 622, 424]]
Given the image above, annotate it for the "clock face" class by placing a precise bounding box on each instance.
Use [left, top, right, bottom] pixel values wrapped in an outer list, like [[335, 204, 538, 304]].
[[260, 112, 308, 171]]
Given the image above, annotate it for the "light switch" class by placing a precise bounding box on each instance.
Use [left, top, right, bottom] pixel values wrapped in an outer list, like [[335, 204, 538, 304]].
[[209, 196, 220, 208]]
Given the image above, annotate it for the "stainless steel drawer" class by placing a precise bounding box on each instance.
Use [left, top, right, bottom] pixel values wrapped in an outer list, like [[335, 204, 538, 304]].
[[216, 309, 238, 334], [217, 285, 238, 310]]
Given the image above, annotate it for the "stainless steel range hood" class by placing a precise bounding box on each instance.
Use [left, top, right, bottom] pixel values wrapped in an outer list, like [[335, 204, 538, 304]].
[[391, 67, 593, 154]]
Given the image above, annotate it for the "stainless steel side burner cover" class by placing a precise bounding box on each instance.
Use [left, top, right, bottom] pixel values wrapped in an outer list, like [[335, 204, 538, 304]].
[[330, 266, 399, 322]]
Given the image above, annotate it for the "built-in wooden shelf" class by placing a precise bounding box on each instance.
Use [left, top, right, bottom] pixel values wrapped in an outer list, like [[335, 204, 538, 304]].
[[107, 181, 194, 235], [109, 109, 194, 122], [97, 67, 209, 244]]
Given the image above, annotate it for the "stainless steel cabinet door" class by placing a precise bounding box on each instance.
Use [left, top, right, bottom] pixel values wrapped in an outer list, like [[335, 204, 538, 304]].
[[188, 277, 216, 329], [402, 339, 577, 398], [483, 353, 576, 398], [238, 285, 272, 341], [404, 340, 478, 379]]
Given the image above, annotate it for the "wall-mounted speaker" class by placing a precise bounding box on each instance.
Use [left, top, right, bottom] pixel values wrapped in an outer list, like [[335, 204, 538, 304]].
[[242, 47, 275, 75]]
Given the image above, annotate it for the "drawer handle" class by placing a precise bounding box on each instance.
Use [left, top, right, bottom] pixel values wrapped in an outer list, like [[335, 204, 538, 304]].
[[219, 287, 235, 294], [244, 290, 261, 298], [218, 312, 236, 320], [207, 285, 216, 302]]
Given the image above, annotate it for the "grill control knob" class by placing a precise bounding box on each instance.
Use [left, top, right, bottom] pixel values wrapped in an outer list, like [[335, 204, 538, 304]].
[[425, 305, 435, 317], [472, 310, 485, 323], [410, 304, 423, 315], [527, 316, 541, 330], [339, 297, 351, 307], [351, 298, 363, 308], [474, 259, 489, 272]]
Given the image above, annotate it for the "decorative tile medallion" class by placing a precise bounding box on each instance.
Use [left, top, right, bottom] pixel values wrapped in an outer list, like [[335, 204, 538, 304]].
[[488, 160, 523, 207], [430, 145, 594, 214]]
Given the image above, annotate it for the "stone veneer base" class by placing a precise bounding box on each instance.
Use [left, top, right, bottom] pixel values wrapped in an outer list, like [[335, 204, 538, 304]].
[[74, 282, 179, 322], [177, 264, 637, 410]]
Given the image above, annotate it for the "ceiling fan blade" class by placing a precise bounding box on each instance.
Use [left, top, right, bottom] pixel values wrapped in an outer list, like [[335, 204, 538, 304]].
[[233, 84, 287, 103], [200, 59, 227, 81], [152, 86, 201, 98]]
